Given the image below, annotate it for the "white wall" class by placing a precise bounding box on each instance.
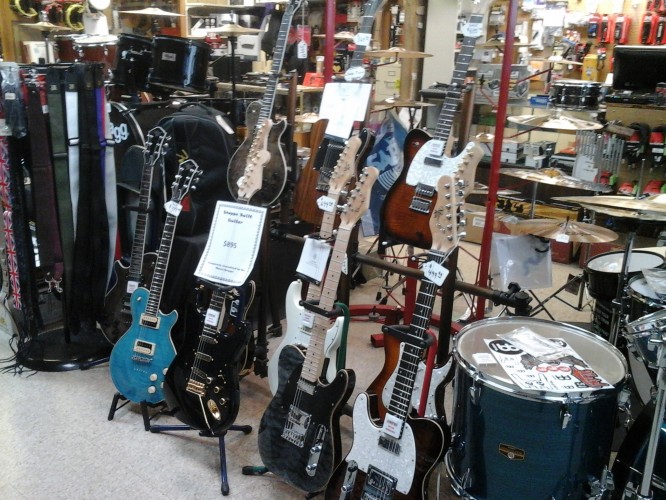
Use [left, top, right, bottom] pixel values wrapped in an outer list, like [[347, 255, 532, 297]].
[[422, 0, 459, 88]]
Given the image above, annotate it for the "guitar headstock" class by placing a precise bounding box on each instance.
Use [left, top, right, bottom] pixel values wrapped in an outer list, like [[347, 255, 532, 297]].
[[459, 0, 492, 38], [429, 175, 461, 254], [144, 126, 169, 166], [285, 0, 306, 16], [339, 166, 379, 231], [237, 120, 273, 202], [170, 159, 202, 205], [328, 135, 362, 195]]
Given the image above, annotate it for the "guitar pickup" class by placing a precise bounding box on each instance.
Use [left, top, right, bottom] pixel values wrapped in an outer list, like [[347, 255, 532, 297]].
[[140, 313, 160, 329], [133, 339, 155, 356], [195, 352, 213, 363], [424, 156, 443, 167], [414, 183, 436, 197], [409, 197, 431, 213]]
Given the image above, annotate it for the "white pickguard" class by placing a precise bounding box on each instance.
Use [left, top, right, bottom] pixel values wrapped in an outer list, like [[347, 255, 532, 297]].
[[405, 141, 479, 187], [382, 347, 452, 419], [268, 280, 344, 395], [345, 392, 416, 494]]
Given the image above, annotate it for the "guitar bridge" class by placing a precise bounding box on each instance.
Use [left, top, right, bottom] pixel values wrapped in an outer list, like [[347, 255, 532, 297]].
[[282, 405, 311, 448], [362, 465, 397, 499], [186, 380, 206, 396]]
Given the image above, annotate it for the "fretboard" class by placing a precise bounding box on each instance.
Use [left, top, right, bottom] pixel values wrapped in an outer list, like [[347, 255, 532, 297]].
[[127, 155, 155, 284], [145, 212, 178, 317]]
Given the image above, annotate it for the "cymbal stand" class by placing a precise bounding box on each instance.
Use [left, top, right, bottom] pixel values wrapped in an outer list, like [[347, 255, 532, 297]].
[[622, 328, 666, 499], [609, 225, 638, 347]]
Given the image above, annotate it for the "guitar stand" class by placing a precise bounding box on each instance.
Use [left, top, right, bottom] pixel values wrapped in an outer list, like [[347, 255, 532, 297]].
[[107, 392, 173, 431]]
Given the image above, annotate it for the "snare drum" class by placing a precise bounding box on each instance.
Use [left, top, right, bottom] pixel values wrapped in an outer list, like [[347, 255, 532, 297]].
[[148, 35, 211, 93], [628, 275, 666, 322], [586, 250, 665, 302], [549, 79, 603, 110], [75, 35, 118, 81], [446, 317, 627, 499], [112, 34, 153, 91]]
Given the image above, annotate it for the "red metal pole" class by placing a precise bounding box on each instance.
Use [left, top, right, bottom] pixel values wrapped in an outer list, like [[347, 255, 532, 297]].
[[475, 0, 519, 319], [324, 0, 336, 83]]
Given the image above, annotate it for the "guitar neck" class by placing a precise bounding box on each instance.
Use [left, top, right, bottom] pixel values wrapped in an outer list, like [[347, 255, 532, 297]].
[[347, 4, 379, 70], [127, 158, 155, 283], [145, 212, 178, 317]]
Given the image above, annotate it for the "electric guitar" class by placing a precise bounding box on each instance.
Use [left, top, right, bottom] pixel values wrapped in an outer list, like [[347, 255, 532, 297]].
[[325, 175, 461, 500], [163, 120, 272, 430], [109, 160, 202, 404], [99, 127, 166, 344], [226, 0, 305, 207], [292, 0, 383, 224], [268, 135, 364, 395], [380, 10, 486, 249], [258, 167, 379, 494]]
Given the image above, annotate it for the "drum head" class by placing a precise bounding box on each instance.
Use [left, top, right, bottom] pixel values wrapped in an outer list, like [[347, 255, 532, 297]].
[[455, 317, 627, 398], [628, 276, 663, 302], [587, 250, 664, 274]]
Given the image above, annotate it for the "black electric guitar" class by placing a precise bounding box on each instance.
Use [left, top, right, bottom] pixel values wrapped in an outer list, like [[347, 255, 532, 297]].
[[163, 123, 272, 431], [109, 160, 202, 404], [326, 175, 460, 500], [258, 167, 379, 493], [292, 0, 383, 224], [380, 8, 487, 249], [100, 127, 166, 344], [226, 0, 305, 207]]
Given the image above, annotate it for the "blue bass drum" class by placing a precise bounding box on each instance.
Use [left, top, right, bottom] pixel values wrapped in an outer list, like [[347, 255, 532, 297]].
[[445, 317, 627, 499]]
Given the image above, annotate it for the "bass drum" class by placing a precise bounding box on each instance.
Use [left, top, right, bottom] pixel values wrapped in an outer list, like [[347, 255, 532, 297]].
[[112, 34, 153, 91], [75, 35, 118, 82], [446, 317, 627, 499], [612, 402, 666, 499], [108, 102, 145, 179], [586, 250, 665, 302], [148, 35, 211, 93], [54, 34, 83, 62]]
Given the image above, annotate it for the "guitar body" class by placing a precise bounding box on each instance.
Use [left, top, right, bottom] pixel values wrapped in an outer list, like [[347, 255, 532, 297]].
[[99, 253, 157, 344], [292, 119, 329, 224], [268, 279, 345, 395], [366, 332, 402, 419], [325, 392, 446, 499], [258, 344, 355, 493], [109, 287, 178, 404], [163, 319, 252, 433], [227, 101, 288, 207]]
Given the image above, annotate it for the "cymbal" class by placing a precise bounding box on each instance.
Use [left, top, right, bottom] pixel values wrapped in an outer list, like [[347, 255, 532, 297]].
[[513, 218, 619, 243], [294, 113, 320, 124], [552, 194, 666, 215], [374, 98, 435, 111], [475, 132, 495, 143], [20, 21, 72, 32], [532, 57, 584, 66], [365, 47, 433, 59], [470, 183, 521, 196], [119, 7, 184, 16], [507, 113, 603, 131], [568, 202, 666, 222], [207, 23, 261, 35], [502, 168, 613, 193], [313, 31, 355, 41]]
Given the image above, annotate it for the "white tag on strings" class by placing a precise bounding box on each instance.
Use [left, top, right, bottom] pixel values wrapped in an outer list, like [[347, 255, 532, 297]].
[[423, 261, 448, 286], [296, 237, 331, 284], [297, 40, 308, 59]]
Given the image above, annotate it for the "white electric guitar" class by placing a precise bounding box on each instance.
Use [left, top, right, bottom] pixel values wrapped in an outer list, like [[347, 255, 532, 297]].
[[268, 136, 363, 395]]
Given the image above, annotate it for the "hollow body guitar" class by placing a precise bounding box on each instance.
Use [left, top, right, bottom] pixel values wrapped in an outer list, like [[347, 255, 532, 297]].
[[326, 176, 460, 499], [258, 168, 379, 493], [109, 160, 201, 404]]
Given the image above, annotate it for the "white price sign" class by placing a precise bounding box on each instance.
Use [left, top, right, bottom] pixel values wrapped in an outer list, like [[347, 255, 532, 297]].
[[126, 280, 139, 294], [423, 261, 448, 286], [204, 308, 220, 327], [164, 200, 183, 216], [316, 195, 337, 213], [296, 237, 332, 284]]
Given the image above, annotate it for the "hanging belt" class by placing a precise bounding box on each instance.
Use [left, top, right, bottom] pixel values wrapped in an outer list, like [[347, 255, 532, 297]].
[[0, 138, 20, 310], [65, 66, 80, 235], [26, 82, 64, 292]]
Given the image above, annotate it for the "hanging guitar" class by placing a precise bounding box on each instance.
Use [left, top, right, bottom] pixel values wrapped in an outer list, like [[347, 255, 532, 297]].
[[258, 166, 379, 494], [99, 127, 166, 344], [268, 135, 364, 395], [379, 8, 487, 249], [292, 0, 383, 225], [109, 160, 202, 404], [325, 175, 460, 500], [163, 122, 272, 431], [226, 0, 305, 207]]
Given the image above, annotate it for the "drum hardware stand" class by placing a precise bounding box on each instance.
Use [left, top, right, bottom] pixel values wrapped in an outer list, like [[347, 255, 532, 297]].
[[589, 466, 615, 499], [609, 224, 639, 348], [527, 271, 591, 319]]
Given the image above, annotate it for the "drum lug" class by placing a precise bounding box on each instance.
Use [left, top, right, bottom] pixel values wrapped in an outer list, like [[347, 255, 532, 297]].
[[617, 387, 635, 428], [588, 466, 614, 499], [469, 373, 481, 405], [560, 405, 572, 429]]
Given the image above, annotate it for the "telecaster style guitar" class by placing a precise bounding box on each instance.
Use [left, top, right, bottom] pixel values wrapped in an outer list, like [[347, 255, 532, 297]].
[[109, 160, 202, 404], [379, 11, 486, 250], [292, 0, 383, 224], [226, 0, 305, 207], [258, 167, 379, 494], [268, 135, 364, 395], [326, 176, 461, 500], [163, 121, 272, 431], [100, 127, 166, 344]]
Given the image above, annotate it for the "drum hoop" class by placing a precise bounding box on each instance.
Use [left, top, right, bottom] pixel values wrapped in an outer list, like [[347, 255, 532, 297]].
[[109, 102, 145, 146], [586, 250, 665, 274]]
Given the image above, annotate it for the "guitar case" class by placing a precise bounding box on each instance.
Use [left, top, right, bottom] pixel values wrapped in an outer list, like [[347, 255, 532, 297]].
[[158, 103, 236, 236]]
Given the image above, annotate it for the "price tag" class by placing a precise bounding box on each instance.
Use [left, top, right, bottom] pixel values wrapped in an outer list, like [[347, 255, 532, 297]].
[[296, 237, 332, 283], [555, 234, 570, 243], [381, 413, 404, 439], [462, 21, 484, 38], [204, 308, 221, 327], [342, 255, 348, 275], [164, 200, 183, 216], [354, 33, 372, 47], [0, 119, 10, 137], [297, 40, 308, 59], [301, 310, 315, 328], [427, 139, 445, 157], [126, 280, 139, 294], [42, 105, 49, 114], [473, 352, 497, 365], [423, 261, 448, 286], [316, 195, 337, 213], [4, 93, 16, 101], [344, 66, 366, 82]]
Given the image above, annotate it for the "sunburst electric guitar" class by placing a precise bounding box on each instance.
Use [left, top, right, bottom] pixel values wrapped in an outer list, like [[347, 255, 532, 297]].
[[109, 160, 202, 404], [258, 167, 379, 494], [326, 175, 462, 500]]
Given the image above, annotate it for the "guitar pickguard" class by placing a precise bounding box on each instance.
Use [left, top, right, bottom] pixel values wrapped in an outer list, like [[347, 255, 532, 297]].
[[405, 141, 478, 189]]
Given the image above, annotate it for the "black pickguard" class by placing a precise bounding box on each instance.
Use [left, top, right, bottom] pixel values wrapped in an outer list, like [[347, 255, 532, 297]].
[[258, 345, 355, 493]]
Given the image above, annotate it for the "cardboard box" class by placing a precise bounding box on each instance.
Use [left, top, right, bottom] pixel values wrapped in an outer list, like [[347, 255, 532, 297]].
[[500, 151, 525, 164], [463, 204, 512, 244], [501, 140, 525, 153]]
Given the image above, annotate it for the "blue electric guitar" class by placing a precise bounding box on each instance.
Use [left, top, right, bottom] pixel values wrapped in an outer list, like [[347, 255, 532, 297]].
[[109, 160, 202, 404]]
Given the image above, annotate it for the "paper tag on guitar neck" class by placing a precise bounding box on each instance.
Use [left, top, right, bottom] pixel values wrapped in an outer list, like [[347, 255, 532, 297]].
[[296, 237, 331, 284], [342, 255, 348, 275], [555, 234, 570, 243], [354, 32, 371, 47], [301, 310, 315, 328], [126, 280, 139, 294], [427, 139, 445, 157], [462, 20, 484, 38], [297, 40, 308, 59], [164, 200, 183, 216], [381, 413, 404, 439], [316, 195, 337, 213], [423, 261, 448, 286], [204, 308, 220, 327]]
